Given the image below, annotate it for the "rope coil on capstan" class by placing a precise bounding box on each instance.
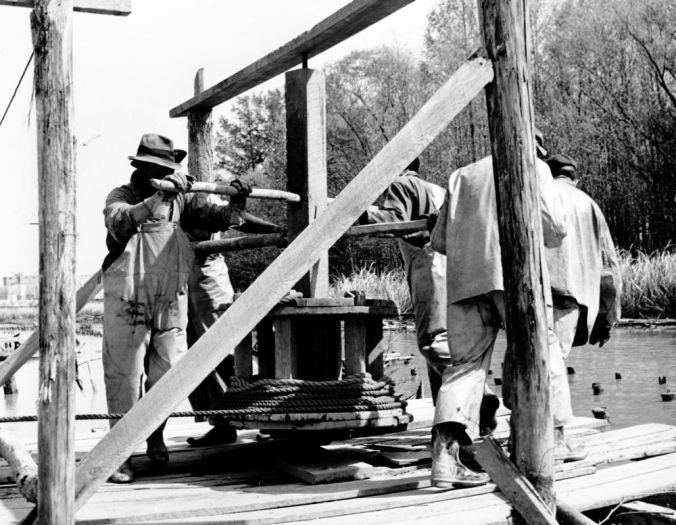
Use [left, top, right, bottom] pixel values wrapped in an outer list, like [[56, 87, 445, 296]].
[[0, 376, 408, 424]]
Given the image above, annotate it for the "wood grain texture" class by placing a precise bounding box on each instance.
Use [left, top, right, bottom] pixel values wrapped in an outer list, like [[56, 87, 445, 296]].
[[0, 0, 131, 15], [74, 54, 492, 511], [345, 219, 427, 237], [31, 0, 77, 522], [150, 179, 302, 202], [273, 318, 297, 379], [0, 270, 101, 386], [475, 438, 557, 525], [169, 0, 415, 117], [480, 0, 556, 513], [193, 234, 286, 254], [187, 68, 213, 183], [344, 318, 367, 375], [285, 69, 328, 297]]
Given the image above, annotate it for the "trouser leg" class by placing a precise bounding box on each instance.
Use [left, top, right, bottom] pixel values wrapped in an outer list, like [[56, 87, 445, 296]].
[[551, 297, 579, 427], [434, 292, 502, 439], [102, 295, 150, 424]]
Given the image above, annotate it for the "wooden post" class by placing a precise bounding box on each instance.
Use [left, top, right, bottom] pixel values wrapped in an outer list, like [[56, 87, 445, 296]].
[[285, 68, 328, 298], [188, 68, 212, 183], [479, 0, 556, 517], [31, 0, 77, 522]]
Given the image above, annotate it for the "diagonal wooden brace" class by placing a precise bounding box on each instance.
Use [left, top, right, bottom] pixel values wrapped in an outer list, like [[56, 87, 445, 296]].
[[74, 53, 494, 510]]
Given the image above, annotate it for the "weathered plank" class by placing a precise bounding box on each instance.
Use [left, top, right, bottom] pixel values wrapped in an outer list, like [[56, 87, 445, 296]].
[[272, 318, 297, 379], [616, 501, 676, 525], [0, 270, 101, 386], [344, 317, 367, 375], [476, 437, 558, 525], [480, 0, 556, 515], [74, 53, 493, 510], [274, 449, 374, 485], [0, 0, 131, 15], [169, 0, 415, 117], [286, 68, 328, 297]]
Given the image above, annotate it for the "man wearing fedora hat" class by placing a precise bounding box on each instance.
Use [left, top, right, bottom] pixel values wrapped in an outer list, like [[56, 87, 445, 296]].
[[102, 133, 253, 483], [545, 152, 621, 460]]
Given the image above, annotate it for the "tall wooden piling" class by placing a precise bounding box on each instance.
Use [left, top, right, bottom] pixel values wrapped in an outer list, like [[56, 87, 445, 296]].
[[479, 0, 556, 518], [31, 0, 77, 522], [285, 68, 328, 298], [188, 68, 212, 183]]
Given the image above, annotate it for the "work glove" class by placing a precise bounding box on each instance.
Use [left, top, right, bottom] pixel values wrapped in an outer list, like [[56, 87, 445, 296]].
[[163, 171, 194, 193], [229, 179, 252, 210], [426, 210, 439, 232], [589, 318, 611, 348]]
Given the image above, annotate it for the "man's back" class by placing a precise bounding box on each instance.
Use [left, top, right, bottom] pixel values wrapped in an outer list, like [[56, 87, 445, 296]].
[[546, 178, 619, 339]]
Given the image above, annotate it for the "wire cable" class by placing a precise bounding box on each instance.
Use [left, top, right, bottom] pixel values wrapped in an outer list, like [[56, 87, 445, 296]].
[[0, 51, 34, 129]]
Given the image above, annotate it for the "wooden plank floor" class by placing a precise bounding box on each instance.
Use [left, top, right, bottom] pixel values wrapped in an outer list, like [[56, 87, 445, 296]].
[[1, 399, 675, 524]]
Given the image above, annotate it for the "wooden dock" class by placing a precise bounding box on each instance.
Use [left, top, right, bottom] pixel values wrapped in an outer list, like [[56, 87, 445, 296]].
[[1, 399, 675, 524]]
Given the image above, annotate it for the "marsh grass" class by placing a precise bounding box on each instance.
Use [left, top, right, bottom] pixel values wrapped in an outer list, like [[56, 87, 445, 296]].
[[619, 248, 676, 319], [331, 265, 413, 314]]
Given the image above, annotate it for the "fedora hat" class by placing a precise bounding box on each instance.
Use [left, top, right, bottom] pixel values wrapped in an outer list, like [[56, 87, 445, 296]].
[[129, 133, 183, 170]]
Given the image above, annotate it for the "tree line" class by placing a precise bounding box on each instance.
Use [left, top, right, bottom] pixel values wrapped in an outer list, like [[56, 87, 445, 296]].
[[214, 0, 675, 287]]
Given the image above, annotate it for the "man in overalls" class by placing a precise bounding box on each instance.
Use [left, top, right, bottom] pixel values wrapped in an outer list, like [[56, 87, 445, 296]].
[[360, 159, 500, 436], [102, 133, 250, 483]]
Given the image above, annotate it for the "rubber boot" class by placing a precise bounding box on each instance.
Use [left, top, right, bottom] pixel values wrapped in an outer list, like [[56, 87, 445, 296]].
[[479, 393, 500, 436], [108, 458, 134, 484], [431, 423, 490, 489], [146, 421, 169, 467], [187, 422, 237, 447]]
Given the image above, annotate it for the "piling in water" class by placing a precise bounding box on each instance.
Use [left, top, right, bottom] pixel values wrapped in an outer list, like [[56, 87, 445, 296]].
[[592, 382, 603, 395]]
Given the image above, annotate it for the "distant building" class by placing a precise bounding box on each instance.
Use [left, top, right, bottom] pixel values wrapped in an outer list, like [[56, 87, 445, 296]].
[[0, 274, 39, 302]]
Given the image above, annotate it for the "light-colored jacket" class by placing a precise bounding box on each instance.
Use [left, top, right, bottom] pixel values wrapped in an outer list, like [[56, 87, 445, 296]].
[[546, 177, 621, 345], [430, 156, 567, 304]]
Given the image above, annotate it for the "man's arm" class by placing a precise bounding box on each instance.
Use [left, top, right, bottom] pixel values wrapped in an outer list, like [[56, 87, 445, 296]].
[[363, 180, 416, 224], [590, 217, 622, 346], [103, 186, 158, 244], [536, 160, 568, 247], [429, 192, 449, 255]]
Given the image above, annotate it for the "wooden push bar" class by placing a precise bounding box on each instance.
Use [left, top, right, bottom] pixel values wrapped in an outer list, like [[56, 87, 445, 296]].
[[150, 179, 301, 203], [0, 0, 131, 15], [194, 234, 287, 254], [169, 0, 415, 117], [74, 54, 493, 510], [345, 219, 427, 237]]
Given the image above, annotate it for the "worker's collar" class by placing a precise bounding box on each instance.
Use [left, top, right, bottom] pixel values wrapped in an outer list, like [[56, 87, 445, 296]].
[[555, 175, 578, 187]]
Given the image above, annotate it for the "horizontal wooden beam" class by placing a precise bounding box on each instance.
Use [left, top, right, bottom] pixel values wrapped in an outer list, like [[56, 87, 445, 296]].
[[74, 53, 493, 510], [0, 0, 131, 15], [150, 179, 301, 203], [345, 219, 427, 237], [169, 0, 415, 117]]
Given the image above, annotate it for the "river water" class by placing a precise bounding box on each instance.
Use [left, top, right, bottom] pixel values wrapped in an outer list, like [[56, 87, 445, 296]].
[[0, 327, 674, 442]]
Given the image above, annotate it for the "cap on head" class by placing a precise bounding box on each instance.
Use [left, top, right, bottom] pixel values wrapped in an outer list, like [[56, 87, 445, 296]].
[[534, 126, 548, 158], [129, 134, 184, 170], [547, 153, 578, 179]]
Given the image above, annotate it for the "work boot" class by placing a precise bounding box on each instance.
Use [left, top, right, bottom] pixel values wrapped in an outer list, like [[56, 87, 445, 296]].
[[146, 427, 169, 467], [186, 423, 237, 447], [108, 458, 134, 484], [431, 423, 490, 489], [554, 440, 588, 462], [554, 426, 588, 462], [479, 393, 500, 436]]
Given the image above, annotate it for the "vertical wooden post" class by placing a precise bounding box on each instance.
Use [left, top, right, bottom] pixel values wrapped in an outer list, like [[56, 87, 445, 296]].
[[285, 68, 328, 298], [479, 0, 556, 518], [31, 0, 77, 522], [188, 68, 213, 183]]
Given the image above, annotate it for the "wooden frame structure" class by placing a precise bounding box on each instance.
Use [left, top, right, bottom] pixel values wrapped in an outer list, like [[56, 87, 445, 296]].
[[2, 0, 556, 522]]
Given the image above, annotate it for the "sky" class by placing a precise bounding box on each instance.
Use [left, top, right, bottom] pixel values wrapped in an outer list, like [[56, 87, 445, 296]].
[[0, 0, 435, 277]]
